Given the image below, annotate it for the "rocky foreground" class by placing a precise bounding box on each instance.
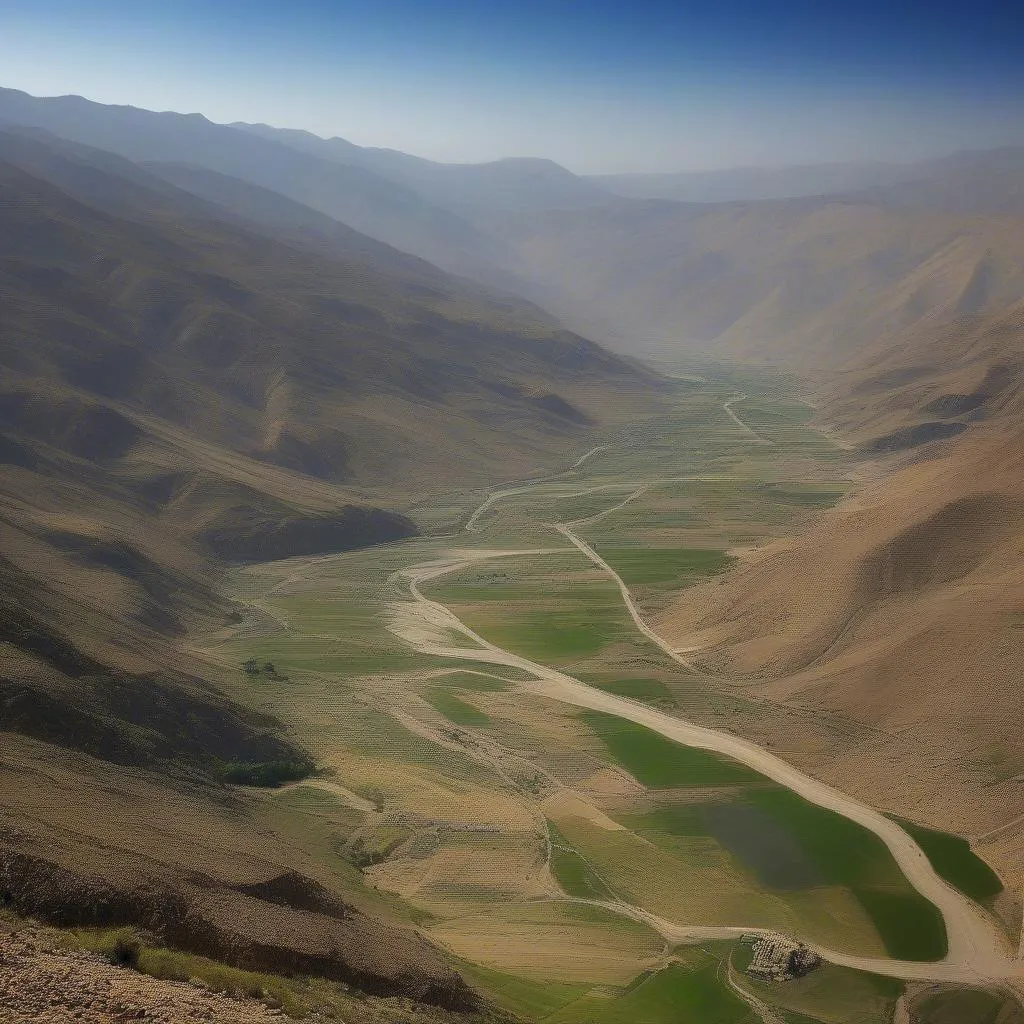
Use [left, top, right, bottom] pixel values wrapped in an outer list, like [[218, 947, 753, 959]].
[[0, 922, 288, 1024]]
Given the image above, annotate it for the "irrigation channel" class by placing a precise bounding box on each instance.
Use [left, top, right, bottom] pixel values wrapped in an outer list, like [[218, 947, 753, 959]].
[[386, 397, 1021, 988]]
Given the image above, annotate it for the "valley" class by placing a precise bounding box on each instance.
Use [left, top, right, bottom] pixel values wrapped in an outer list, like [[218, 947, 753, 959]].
[[3, 76, 1024, 1024], [198, 372, 1016, 1022]]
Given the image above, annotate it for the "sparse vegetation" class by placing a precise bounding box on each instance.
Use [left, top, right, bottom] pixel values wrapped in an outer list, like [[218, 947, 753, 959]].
[[425, 687, 491, 726], [242, 658, 290, 681], [60, 926, 335, 1017], [547, 822, 615, 899], [220, 758, 314, 787]]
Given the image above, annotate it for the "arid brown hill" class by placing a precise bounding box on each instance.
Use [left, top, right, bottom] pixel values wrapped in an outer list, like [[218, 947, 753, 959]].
[[654, 305, 1024, 894], [476, 196, 1024, 368], [0, 85, 519, 287], [0, 125, 656, 1007]]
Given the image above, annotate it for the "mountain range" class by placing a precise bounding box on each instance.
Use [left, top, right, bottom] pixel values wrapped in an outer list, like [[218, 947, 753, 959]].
[[0, 97, 659, 1005], [7, 86, 1024, 374], [5, 83, 1024, 1016]]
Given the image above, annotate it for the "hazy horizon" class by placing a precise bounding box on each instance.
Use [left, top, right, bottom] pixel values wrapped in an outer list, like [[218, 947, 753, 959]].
[[3, 0, 1024, 174]]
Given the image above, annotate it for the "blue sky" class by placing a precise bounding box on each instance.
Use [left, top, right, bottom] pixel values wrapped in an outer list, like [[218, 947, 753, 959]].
[[1, 0, 1022, 172]]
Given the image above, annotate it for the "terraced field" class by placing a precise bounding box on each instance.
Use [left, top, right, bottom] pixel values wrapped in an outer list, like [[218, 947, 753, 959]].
[[200, 370, 1014, 1023]]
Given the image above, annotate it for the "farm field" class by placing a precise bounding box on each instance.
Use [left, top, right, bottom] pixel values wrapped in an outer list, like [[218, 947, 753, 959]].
[[198, 370, 1002, 1022], [888, 816, 1005, 909]]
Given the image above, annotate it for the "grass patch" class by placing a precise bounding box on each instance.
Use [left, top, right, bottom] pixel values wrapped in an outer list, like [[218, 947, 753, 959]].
[[889, 816, 1003, 906], [595, 547, 735, 585], [458, 961, 590, 1019], [425, 687, 491, 726], [548, 822, 616, 899], [501, 616, 616, 659], [582, 712, 763, 787], [435, 671, 513, 691], [854, 889, 946, 962], [763, 483, 847, 508], [549, 960, 757, 1024], [913, 986, 1024, 1024], [585, 675, 675, 704]]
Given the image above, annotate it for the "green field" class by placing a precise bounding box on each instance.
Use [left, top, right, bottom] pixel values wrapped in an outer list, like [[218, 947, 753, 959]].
[[549, 960, 757, 1024], [912, 986, 1024, 1024], [548, 822, 615, 900], [594, 547, 735, 585], [582, 712, 766, 787], [424, 553, 682, 670], [425, 687, 491, 726], [890, 816, 1003, 906], [583, 713, 948, 960]]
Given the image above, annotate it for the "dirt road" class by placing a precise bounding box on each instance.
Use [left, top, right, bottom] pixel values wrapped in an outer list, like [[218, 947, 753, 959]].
[[722, 393, 771, 443], [465, 444, 613, 532], [386, 545, 1017, 984]]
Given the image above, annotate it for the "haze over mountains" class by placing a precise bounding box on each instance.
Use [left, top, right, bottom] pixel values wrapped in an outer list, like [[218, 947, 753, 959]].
[[5, 82, 1024, 1017], [0, 90, 660, 1003], [6, 86, 1024, 374], [592, 148, 1024, 206]]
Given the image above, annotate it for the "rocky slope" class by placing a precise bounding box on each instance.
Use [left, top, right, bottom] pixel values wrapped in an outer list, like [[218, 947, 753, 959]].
[[0, 121, 658, 1012], [0, 922, 287, 1024], [0, 916, 490, 1024]]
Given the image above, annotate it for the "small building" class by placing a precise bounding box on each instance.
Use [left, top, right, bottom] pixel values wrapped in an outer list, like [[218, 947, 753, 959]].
[[746, 934, 821, 982]]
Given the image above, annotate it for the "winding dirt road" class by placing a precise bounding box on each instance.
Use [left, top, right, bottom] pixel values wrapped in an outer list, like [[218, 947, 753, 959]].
[[723, 393, 771, 443], [465, 444, 613, 532], [386, 407, 1023, 986], [386, 545, 1017, 985]]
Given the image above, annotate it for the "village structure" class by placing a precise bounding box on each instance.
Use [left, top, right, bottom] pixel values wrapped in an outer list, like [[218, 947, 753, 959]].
[[742, 933, 822, 982]]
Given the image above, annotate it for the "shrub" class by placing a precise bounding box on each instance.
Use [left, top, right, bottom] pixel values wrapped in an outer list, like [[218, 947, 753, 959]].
[[109, 928, 142, 966], [220, 758, 314, 788]]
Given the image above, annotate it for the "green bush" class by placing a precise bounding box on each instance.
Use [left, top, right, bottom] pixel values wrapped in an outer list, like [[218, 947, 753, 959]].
[[220, 759, 314, 787], [109, 928, 142, 966], [62, 926, 143, 967]]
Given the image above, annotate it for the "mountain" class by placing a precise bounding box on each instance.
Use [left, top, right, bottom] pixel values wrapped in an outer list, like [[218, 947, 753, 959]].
[[232, 120, 612, 211], [0, 125, 651, 494], [0, 87, 520, 284], [145, 158, 510, 279], [654, 302, 1024, 888], [0, 124, 658, 1004], [590, 159, 923, 203], [840, 146, 1024, 214], [477, 195, 1024, 367], [17, 87, 1024, 381]]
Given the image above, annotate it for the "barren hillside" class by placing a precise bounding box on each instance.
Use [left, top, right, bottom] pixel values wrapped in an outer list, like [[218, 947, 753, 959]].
[[479, 198, 1024, 368], [654, 307, 1024, 893], [0, 125, 659, 1014]]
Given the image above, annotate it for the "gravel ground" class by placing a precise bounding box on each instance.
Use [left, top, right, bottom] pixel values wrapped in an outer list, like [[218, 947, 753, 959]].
[[0, 923, 290, 1024]]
